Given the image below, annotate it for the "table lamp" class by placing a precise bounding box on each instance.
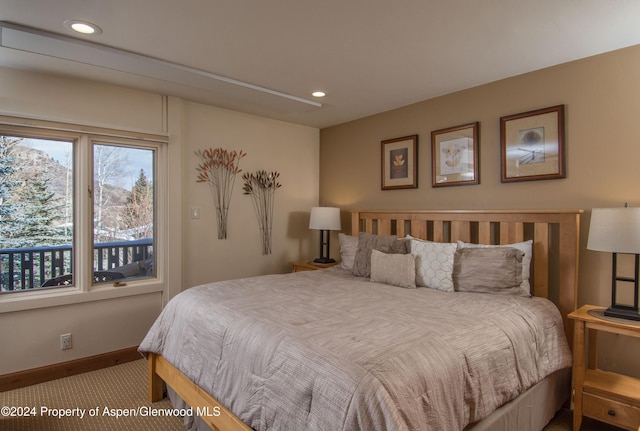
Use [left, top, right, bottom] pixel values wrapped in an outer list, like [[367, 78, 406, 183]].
[[587, 205, 640, 321], [309, 207, 341, 264]]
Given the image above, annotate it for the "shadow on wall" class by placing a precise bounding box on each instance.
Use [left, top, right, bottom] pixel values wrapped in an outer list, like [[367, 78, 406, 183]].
[[287, 211, 313, 259]]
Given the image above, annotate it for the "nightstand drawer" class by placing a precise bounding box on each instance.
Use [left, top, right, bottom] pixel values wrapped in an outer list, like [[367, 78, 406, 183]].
[[583, 392, 640, 430]]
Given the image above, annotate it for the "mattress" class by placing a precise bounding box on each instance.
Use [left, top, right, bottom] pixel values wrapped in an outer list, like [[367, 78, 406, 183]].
[[139, 267, 572, 431]]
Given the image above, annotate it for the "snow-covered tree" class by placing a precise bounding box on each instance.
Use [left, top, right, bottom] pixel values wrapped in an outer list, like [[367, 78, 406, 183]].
[[0, 136, 24, 248]]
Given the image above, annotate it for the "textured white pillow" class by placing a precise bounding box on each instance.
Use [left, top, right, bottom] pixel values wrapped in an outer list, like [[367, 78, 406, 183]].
[[338, 233, 358, 271], [457, 240, 532, 296], [370, 249, 416, 289], [410, 239, 457, 291]]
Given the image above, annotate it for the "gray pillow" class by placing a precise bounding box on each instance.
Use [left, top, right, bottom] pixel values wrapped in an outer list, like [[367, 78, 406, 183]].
[[352, 232, 398, 277], [452, 247, 525, 295], [391, 237, 411, 254], [457, 240, 532, 296]]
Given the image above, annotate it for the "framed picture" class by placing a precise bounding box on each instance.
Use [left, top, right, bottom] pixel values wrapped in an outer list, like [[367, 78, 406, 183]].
[[500, 105, 565, 182], [381, 135, 418, 190], [431, 122, 479, 187]]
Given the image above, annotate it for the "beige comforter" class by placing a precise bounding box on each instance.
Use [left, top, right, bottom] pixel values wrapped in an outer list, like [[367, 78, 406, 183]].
[[139, 267, 572, 431]]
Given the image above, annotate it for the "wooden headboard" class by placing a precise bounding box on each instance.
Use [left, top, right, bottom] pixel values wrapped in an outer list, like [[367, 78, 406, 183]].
[[351, 209, 583, 341]]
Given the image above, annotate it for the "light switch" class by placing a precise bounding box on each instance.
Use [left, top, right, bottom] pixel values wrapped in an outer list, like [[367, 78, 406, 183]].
[[191, 207, 200, 219]]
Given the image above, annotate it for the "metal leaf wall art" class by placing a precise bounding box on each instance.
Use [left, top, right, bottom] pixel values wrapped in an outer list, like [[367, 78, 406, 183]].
[[195, 147, 246, 239], [242, 170, 282, 255]]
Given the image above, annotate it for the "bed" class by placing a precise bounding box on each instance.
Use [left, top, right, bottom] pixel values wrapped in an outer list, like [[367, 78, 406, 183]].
[[140, 209, 582, 431]]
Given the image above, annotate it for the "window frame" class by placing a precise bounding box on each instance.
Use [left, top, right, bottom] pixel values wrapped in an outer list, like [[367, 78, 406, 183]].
[[90, 136, 158, 287], [0, 116, 168, 312]]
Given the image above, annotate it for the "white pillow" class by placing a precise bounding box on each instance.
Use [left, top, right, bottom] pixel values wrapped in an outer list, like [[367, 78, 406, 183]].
[[338, 233, 358, 271], [457, 240, 533, 297], [410, 239, 457, 292], [370, 249, 416, 289]]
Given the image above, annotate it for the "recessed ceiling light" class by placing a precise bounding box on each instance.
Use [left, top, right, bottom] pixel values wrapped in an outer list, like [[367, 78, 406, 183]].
[[311, 91, 326, 98], [63, 20, 102, 35]]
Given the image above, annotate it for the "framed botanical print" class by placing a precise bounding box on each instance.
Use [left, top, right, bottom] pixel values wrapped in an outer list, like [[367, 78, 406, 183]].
[[381, 135, 418, 190], [500, 105, 565, 182], [431, 122, 479, 187]]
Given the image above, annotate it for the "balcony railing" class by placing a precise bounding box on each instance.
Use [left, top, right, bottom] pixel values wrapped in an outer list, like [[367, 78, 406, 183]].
[[0, 238, 153, 292]]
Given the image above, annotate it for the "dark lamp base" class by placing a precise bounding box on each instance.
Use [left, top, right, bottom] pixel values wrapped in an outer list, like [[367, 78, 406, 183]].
[[313, 257, 336, 264], [604, 307, 640, 321]]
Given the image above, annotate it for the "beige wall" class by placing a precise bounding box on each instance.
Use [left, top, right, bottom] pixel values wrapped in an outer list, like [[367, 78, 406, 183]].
[[0, 68, 319, 374], [319, 44, 640, 376], [182, 101, 319, 287], [0, 68, 166, 133], [0, 68, 169, 374]]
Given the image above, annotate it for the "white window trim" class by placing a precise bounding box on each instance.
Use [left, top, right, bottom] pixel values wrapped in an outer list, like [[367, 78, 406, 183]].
[[0, 116, 169, 313]]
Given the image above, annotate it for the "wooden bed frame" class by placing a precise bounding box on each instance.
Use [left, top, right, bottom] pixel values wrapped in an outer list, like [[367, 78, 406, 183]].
[[148, 209, 583, 431]]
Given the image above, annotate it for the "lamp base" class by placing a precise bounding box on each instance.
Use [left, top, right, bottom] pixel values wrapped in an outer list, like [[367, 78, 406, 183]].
[[313, 257, 336, 264], [604, 306, 640, 321]]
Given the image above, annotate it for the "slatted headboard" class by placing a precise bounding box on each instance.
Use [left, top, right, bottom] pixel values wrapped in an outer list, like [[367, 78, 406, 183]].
[[351, 209, 583, 341]]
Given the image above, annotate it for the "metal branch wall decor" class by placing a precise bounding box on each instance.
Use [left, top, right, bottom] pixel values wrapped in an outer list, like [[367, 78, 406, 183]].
[[242, 170, 282, 255], [195, 147, 246, 239]]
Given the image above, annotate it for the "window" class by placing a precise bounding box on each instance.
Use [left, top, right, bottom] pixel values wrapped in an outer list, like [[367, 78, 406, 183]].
[[92, 142, 156, 286], [0, 135, 74, 291], [1, 124, 163, 294]]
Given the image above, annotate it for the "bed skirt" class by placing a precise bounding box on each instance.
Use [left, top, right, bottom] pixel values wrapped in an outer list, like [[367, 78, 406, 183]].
[[164, 367, 571, 431], [466, 367, 570, 431]]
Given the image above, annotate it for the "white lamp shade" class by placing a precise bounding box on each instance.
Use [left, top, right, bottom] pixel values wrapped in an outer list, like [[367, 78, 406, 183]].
[[309, 207, 341, 231], [587, 207, 640, 254]]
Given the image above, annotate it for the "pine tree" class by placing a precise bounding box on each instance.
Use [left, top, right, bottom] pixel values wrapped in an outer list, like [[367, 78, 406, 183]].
[[11, 172, 66, 247], [0, 136, 24, 248], [121, 169, 153, 239]]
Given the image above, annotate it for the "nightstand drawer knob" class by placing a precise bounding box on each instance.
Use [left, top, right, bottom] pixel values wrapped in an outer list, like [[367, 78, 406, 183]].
[[607, 409, 616, 416]]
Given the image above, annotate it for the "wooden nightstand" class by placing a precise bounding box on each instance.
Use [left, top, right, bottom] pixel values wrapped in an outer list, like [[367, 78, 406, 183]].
[[569, 304, 640, 431], [288, 260, 339, 272]]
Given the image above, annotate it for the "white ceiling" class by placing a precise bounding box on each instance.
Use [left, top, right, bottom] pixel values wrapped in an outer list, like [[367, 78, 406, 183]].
[[1, 0, 640, 129]]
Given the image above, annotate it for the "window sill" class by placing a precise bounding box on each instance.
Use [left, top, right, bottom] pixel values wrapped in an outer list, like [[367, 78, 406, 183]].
[[0, 280, 164, 313]]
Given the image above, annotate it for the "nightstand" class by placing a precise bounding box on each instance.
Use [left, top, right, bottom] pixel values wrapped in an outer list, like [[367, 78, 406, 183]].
[[288, 260, 339, 272], [569, 304, 640, 431]]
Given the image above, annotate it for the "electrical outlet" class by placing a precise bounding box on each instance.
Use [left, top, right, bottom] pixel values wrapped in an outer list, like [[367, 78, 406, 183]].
[[60, 333, 72, 350]]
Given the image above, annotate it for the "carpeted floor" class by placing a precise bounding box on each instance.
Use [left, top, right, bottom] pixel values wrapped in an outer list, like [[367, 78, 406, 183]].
[[0, 359, 626, 431], [1, 359, 183, 431]]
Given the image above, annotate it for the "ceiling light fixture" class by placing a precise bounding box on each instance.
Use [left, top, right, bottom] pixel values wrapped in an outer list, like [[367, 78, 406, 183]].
[[312, 91, 326, 98], [63, 20, 102, 35]]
